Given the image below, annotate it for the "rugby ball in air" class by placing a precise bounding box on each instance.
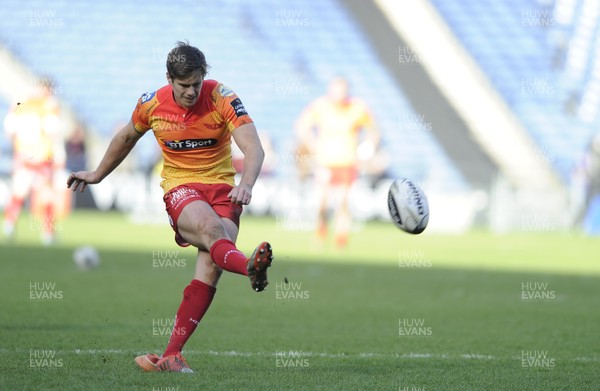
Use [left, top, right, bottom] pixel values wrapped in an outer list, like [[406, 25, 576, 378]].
[[388, 178, 429, 234]]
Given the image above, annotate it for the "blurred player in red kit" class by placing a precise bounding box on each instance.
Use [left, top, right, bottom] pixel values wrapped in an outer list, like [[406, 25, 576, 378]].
[[296, 77, 380, 248], [3, 78, 65, 245], [67, 41, 274, 372]]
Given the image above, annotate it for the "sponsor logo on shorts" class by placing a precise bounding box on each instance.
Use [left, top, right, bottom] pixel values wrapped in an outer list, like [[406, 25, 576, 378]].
[[168, 187, 199, 208], [164, 138, 217, 150], [230, 98, 248, 117]]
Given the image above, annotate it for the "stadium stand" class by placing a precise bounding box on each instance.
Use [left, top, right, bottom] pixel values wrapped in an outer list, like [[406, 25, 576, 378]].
[[0, 0, 466, 190], [429, 0, 600, 181]]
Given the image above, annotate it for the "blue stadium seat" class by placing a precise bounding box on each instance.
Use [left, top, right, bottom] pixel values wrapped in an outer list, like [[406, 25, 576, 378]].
[[430, 0, 600, 182], [0, 0, 466, 188]]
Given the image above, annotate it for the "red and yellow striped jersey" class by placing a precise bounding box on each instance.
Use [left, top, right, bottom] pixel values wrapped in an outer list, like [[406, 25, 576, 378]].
[[296, 97, 374, 167], [131, 80, 253, 193]]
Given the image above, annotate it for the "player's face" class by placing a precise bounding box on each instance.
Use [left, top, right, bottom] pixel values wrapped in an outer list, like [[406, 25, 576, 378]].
[[328, 78, 349, 103], [167, 70, 203, 108]]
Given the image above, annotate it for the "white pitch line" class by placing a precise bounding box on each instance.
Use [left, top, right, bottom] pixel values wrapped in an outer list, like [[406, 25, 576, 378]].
[[0, 348, 478, 359], [2, 348, 598, 362]]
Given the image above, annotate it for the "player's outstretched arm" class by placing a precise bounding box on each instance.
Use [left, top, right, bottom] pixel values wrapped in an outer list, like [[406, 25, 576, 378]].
[[67, 120, 143, 192], [229, 123, 264, 205]]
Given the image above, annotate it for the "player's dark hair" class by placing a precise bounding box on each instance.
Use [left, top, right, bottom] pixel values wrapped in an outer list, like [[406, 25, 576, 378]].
[[166, 41, 209, 80]]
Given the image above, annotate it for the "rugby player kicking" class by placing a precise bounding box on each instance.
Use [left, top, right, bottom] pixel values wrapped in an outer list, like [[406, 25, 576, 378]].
[[67, 41, 274, 373]]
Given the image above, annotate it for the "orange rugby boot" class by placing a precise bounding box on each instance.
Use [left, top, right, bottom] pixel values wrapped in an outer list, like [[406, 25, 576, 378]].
[[156, 352, 193, 373], [134, 353, 160, 372]]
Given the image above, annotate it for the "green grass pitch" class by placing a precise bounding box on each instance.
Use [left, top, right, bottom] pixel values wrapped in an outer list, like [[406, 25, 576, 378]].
[[1, 211, 599, 390]]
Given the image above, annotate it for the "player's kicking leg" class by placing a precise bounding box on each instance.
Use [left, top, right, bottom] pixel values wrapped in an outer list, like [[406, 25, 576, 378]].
[[135, 200, 273, 372], [176, 200, 274, 292]]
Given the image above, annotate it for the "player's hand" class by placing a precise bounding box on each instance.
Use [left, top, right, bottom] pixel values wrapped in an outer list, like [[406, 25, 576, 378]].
[[67, 171, 99, 192], [228, 184, 252, 205]]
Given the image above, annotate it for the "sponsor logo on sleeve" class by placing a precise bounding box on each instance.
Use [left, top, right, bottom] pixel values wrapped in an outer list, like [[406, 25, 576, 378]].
[[164, 138, 217, 150], [140, 91, 156, 104], [218, 84, 234, 97], [230, 98, 248, 117]]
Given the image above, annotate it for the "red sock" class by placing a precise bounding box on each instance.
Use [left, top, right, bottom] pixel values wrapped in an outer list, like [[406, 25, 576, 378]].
[[43, 204, 54, 235], [209, 239, 248, 276], [163, 279, 216, 357]]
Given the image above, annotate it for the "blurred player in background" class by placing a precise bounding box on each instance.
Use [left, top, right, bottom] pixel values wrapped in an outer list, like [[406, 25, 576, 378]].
[[295, 77, 380, 248], [3, 78, 66, 245], [67, 41, 273, 373]]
